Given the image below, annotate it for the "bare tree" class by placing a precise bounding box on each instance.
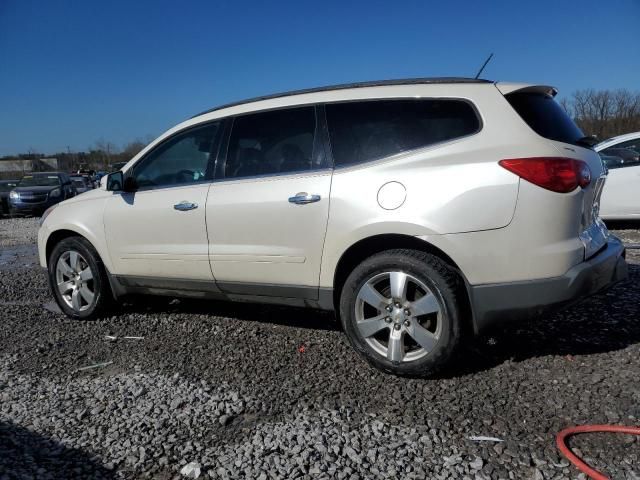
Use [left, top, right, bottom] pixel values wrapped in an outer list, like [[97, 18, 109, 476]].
[[563, 89, 640, 140], [122, 140, 147, 160], [94, 139, 117, 170]]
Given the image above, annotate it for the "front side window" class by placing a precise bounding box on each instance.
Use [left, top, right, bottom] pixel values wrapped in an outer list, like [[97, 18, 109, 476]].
[[326, 99, 480, 167], [224, 106, 318, 179], [133, 122, 219, 188]]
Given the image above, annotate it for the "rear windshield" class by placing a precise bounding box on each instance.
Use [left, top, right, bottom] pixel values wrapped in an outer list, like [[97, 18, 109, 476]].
[[506, 92, 584, 146], [18, 175, 61, 187]]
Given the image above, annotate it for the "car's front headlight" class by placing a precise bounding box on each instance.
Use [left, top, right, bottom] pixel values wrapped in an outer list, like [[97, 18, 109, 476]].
[[39, 204, 57, 227], [9, 190, 19, 200], [49, 188, 61, 198]]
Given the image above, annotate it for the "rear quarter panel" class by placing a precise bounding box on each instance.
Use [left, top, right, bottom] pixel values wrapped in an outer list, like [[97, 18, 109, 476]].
[[320, 85, 547, 288]]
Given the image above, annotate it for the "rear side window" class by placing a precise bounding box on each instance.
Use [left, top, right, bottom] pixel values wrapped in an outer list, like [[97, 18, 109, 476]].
[[325, 99, 480, 167], [225, 107, 322, 179], [506, 92, 584, 145]]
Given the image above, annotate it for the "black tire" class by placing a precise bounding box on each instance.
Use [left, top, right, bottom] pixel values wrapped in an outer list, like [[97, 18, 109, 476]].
[[339, 249, 463, 377], [48, 236, 113, 320]]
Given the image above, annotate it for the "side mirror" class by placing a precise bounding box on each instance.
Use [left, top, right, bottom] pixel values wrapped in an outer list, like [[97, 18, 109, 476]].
[[106, 171, 123, 191], [107, 171, 138, 192]]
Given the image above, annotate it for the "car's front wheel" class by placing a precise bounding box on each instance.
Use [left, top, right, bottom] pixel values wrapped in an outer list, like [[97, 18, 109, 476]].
[[48, 236, 112, 319], [340, 249, 462, 377]]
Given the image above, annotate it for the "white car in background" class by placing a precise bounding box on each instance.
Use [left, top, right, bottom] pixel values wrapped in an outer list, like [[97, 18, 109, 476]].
[[595, 132, 640, 220]]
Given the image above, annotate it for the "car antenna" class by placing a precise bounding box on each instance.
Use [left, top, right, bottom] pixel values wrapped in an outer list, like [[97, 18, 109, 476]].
[[474, 53, 494, 79]]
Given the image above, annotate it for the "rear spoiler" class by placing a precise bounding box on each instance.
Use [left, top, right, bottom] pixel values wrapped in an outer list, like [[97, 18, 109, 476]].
[[495, 83, 557, 97]]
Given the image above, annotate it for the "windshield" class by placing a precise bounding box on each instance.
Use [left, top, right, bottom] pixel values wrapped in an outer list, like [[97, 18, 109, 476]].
[[0, 182, 17, 192], [18, 175, 61, 187]]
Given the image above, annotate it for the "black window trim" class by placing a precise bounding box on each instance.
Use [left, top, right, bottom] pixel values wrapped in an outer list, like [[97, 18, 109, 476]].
[[127, 119, 225, 193], [213, 104, 332, 183], [321, 97, 484, 170]]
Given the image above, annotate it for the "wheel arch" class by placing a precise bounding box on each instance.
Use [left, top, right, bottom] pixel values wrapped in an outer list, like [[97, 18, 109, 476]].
[[44, 226, 112, 273], [332, 233, 476, 335]]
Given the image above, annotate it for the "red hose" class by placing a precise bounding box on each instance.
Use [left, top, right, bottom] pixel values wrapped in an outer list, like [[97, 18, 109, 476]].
[[556, 424, 640, 480]]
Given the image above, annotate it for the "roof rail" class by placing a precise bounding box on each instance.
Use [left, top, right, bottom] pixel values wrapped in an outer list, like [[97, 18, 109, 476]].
[[192, 77, 493, 118]]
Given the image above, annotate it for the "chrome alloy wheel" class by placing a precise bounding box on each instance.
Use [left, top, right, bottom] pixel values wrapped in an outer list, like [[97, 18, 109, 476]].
[[55, 251, 95, 312], [355, 271, 443, 363]]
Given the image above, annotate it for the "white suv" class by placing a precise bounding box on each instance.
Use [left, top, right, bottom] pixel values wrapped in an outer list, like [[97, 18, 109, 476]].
[[38, 78, 627, 376]]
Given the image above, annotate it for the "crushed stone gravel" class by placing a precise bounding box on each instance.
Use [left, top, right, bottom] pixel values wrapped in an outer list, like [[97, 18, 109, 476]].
[[1, 217, 639, 479]]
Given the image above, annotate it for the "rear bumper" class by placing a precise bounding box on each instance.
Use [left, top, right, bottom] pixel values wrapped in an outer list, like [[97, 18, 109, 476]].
[[470, 236, 628, 332]]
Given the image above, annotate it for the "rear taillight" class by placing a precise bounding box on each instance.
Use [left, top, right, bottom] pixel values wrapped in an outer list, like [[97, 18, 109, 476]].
[[499, 157, 591, 193]]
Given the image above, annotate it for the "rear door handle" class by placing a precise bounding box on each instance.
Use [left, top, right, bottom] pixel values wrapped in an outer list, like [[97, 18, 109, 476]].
[[174, 201, 198, 211], [288, 193, 321, 205]]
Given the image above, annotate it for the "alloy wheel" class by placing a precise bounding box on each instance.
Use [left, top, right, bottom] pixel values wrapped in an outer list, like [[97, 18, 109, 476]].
[[55, 250, 95, 312], [355, 271, 443, 363]]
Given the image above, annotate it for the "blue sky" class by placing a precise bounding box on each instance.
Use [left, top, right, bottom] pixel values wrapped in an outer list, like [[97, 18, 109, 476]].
[[1, 0, 639, 156]]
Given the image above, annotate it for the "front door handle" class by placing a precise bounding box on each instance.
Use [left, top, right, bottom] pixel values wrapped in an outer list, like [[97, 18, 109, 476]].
[[174, 201, 198, 211], [288, 193, 321, 205]]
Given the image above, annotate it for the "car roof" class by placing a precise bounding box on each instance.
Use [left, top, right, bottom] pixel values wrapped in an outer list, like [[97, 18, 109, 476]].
[[192, 77, 492, 118], [595, 131, 640, 151]]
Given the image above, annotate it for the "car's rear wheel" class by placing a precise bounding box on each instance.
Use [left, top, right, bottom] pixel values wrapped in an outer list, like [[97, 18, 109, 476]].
[[48, 236, 112, 319], [340, 249, 462, 377]]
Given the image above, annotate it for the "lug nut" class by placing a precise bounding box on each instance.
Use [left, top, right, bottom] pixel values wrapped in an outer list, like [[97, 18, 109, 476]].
[[385, 317, 392, 323], [404, 309, 410, 316], [404, 320, 410, 327], [395, 302, 401, 308], [394, 324, 401, 330], [385, 305, 393, 312]]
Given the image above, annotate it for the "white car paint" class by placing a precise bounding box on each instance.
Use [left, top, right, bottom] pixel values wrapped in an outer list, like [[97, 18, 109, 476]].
[[38, 79, 611, 308], [595, 131, 640, 220]]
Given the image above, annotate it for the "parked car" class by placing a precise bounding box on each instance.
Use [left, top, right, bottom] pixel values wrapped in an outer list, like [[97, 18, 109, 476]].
[[70, 175, 94, 194], [10, 172, 76, 216], [38, 78, 627, 376], [595, 132, 640, 220], [0, 180, 19, 215]]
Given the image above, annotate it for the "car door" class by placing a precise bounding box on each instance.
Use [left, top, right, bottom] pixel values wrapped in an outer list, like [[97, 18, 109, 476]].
[[207, 106, 332, 298], [600, 138, 640, 218], [104, 121, 222, 280]]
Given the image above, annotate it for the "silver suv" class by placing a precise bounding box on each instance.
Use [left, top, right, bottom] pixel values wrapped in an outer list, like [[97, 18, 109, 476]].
[[38, 78, 627, 376]]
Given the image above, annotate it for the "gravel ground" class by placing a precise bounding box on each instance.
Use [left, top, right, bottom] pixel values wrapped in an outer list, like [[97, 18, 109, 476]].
[[0, 217, 639, 479]]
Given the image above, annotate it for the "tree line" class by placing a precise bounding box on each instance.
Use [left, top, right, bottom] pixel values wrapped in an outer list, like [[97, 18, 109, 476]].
[[560, 89, 640, 140], [0, 138, 152, 172]]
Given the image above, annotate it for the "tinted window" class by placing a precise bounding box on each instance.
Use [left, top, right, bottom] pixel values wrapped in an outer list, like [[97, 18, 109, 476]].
[[325, 99, 480, 167], [616, 138, 640, 154], [225, 107, 319, 179], [506, 92, 584, 145], [601, 141, 640, 170], [133, 123, 219, 188], [18, 175, 61, 187]]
